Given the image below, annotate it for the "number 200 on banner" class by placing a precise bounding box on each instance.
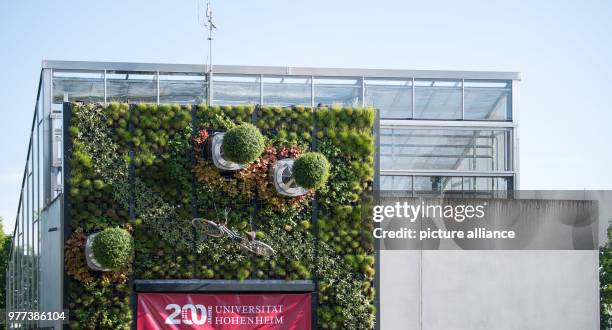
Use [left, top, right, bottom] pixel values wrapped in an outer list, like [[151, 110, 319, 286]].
[[137, 293, 311, 329]]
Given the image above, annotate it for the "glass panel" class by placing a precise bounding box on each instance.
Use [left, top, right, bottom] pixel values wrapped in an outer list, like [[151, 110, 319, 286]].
[[37, 80, 44, 125], [213, 75, 259, 105], [263, 76, 310, 106], [443, 176, 464, 193], [412, 176, 511, 197], [464, 80, 511, 120], [159, 72, 206, 104], [462, 177, 511, 198], [414, 176, 445, 196], [32, 125, 38, 218], [365, 79, 412, 119], [31, 219, 38, 310], [43, 69, 52, 118], [413, 176, 472, 196], [380, 175, 413, 191], [7, 261, 11, 312], [38, 121, 44, 208], [380, 128, 511, 171], [18, 199, 23, 309], [414, 79, 462, 119], [52, 70, 104, 104], [107, 71, 157, 103], [26, 168, 31, 310], [51, 118, 63, 199], [31, 124, 39, 310], [314, 77, 361, 107]]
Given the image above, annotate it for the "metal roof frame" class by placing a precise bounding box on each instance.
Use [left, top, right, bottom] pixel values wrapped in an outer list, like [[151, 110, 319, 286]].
[[43, 60, 521, 81]]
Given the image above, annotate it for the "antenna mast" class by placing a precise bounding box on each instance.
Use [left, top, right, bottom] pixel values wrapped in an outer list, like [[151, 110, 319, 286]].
[[199, 1, 216, 104], [206, 1, 217, 74], [204, 1, 216, 75]]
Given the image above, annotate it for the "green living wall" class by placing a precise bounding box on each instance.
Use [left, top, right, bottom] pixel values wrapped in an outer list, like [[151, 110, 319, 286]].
[[65, 102, 375, 329]]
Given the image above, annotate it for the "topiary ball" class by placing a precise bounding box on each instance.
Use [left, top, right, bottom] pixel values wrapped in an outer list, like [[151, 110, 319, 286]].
[[221, 123, 265, 164], [292, 152, 331, 189], [92, 227, 133, 270]]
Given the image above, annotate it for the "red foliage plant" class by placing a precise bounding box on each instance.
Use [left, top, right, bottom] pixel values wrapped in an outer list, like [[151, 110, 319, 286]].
[[194, 143, 313, 212], [194, 129, 210, 149]]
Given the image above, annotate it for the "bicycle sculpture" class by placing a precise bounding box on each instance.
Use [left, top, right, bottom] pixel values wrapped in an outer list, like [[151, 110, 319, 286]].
[[192, 209, 275, 257]]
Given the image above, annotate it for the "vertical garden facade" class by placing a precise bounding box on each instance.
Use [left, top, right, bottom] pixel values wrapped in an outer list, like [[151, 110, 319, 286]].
[[6, 61, 519, 329]]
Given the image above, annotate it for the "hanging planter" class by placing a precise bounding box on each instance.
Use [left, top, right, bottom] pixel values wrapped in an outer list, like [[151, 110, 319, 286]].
[[271, 158, 309, 197], [85, 228, 133, 272], [207, 132, 245, 171], [85, 232, 110, 271], [272, 152, 330, 196], [208, 123, 265, 171]]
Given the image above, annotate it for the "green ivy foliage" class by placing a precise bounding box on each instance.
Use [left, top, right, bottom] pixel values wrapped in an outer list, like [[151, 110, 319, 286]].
[[67, 102, 376, 329]]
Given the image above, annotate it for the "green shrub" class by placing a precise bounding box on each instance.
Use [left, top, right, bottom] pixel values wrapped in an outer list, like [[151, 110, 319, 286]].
[[293, 152, 331, 189], [221, 123, 265, 164], [92, 227, 133, 270]]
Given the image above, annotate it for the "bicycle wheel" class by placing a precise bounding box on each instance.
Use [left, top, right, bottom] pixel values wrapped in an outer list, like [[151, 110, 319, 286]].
[[192, 218, 224, 238], [240, 239, 275, 257]]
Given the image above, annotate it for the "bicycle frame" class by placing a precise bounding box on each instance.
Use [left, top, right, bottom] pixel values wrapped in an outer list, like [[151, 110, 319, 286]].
[[192, 217, 275, 257], [218, 224, 242, 241]]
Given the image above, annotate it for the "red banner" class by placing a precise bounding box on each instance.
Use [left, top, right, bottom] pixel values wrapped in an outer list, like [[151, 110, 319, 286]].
[[137, 293, 311, 330]]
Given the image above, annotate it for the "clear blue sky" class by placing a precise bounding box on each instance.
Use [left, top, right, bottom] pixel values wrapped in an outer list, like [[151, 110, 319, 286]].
[[0, 0, 611, 234]]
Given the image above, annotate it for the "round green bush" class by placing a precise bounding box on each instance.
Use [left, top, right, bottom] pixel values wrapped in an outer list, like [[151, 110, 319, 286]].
[[92, 227, 133, 270], [292, 152, 331, 189], [221, 123, 265, 164]]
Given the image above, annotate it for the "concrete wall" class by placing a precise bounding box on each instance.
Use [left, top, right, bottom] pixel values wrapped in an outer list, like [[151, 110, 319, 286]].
[[381, 250, 599, 330]]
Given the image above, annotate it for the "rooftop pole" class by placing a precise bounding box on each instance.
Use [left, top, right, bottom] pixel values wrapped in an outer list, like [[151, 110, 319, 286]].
[[200, 1, 216, 105]]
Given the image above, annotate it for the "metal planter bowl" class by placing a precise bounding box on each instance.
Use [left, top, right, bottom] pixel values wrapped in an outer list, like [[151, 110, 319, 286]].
[[84, 232, 112, 272], [272, 158, 309, 197], [207, 132, 245, 171]]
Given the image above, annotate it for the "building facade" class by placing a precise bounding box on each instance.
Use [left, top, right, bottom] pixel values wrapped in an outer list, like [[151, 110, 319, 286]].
[[6, 61, 519, 327]]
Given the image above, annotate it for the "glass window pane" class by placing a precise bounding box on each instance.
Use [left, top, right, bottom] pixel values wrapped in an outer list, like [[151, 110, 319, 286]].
[[365, 79, 412, 119], [263, 76, 310, 106], [38, 122, 44, 208], [26, 169, 31, 310], [443, 176, 464, 193], [380, 128, 511, 172], [7, 261, 11, 311], [159, 72, 206, 104], [462, 177, 511, 198], [52, 70, 104, 104], [213, 75, 259, 105], [414, 79, 462, 119], [32, 126, 38, 218], [464, 80, 511, 120], [410, 176, 511, 197], [314, 77, 361, 107], [380, 175, 413, 191], [19, 198, 23, 309], [37, 80, 43, 125], [414, 176, 445, 196], [107, 71, 157, 103]]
